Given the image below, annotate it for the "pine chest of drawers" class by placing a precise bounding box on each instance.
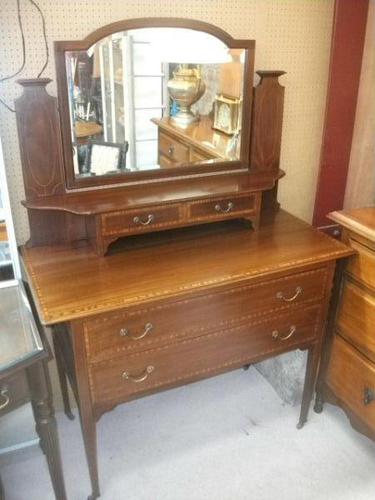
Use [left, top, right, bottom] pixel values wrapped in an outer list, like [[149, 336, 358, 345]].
[[315, 207, 375, 440], [21, 211, 352, 499]]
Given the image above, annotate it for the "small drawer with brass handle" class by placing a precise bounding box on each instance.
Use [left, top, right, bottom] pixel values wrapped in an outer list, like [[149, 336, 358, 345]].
[[159, 132, 189, 162], [101, 205, 180, 236], [122, 365, 155, 383], [0, 388, 10, 410], [276, 287, 303, 302], [272, 325, 296, 341], [119, 322, 153, 340], [188, 193, 258, 221]]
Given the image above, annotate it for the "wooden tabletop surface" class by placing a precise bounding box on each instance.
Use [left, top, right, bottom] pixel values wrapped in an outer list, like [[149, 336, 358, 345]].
[[21, 210, 353, 325]]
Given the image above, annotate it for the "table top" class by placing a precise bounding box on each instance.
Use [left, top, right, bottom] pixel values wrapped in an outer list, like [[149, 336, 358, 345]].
[[21, 210, 353, 326], [0, 282, 44, 376]]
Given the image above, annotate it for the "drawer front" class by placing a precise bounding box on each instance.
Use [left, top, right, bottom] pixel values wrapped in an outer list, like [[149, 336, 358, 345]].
[[190, 148, 212, 162], [89, 305, 321, 405], [159, 132, 189, 163], [346, 238, 375, 291], [0, 372, 29, 416], [159, 154, 176, 168], [326, 336, 375, 433], [337, 280, 375, 363], [188, 193, 257, 221], [84, 267, 329, 363], [101, 205, 181, 236]]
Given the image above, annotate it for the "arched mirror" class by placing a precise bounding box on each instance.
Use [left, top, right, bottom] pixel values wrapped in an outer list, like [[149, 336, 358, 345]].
[[55, 19, 255, 189]]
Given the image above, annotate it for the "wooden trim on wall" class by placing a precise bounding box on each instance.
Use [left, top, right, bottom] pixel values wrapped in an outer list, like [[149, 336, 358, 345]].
[[312, 0, 369, 232]]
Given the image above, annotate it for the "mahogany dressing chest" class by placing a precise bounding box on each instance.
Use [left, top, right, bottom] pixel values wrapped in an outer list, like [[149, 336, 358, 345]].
[[14, 18, 352, 499]]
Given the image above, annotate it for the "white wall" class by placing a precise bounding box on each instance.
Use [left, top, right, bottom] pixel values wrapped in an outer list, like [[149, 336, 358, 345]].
[[0, 0, 334, 243]]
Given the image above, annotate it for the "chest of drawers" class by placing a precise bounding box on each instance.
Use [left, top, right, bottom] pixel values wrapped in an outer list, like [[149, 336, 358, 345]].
[[315, 207, 375, 440], [22, 211, 351, 499]]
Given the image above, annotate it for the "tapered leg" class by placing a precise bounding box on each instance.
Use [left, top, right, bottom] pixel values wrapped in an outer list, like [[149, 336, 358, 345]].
[[53, 335, 75, 420], [26, 360, 67, 500], [297, 344, 321, 429], [79, 410, 100, 500]]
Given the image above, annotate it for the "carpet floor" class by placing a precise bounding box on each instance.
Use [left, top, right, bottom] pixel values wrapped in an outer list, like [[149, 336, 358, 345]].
[[1, 367, 375, 500]]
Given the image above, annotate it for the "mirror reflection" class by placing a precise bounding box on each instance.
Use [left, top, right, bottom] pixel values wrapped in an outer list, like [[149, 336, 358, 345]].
[[65, 28, 245, 178]]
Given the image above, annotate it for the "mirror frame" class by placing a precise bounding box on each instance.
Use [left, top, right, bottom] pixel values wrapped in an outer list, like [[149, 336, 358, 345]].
[[55, 18, 255, 190]]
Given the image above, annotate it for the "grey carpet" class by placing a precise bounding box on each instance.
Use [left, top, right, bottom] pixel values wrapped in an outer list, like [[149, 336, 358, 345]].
[[1, 367, 375, 500]]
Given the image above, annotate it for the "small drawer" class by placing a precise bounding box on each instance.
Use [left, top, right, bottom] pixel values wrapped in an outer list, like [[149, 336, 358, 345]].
[[188, 193, 257, 221], [159, 132, 189, 163], [101, 205, 181, 236], [0, 372, 29, 416], [337, 280, 375, 363], [346, 238, 375, 291], [89, 305, 321, 406], [326, 336, 375, 434], [84, 266, 328, 363]]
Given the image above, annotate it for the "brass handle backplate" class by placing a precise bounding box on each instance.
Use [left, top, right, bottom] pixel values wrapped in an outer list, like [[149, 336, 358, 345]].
[[215, 201, 234, 214], [0, 388, 10, 410], [119, 322, 153, 340], [168, 145, 175, 157], [272, 325, 296, 341], [133, 214, 154, 226], [363, 387, 375, 406], [276, 286, 303, 302], [122, 365, 155, 383]]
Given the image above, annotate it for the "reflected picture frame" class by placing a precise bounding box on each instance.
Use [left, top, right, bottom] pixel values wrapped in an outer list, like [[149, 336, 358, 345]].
[[82, 140, 129, 176]]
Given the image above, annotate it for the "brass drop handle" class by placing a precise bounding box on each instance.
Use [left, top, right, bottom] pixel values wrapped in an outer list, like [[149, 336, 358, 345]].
[[0, 388, 10, 410], [363, 387, 375, 406], [168, 145, 175, 157], [276, 286, 303, 302], [272, 325, 296, 341], [215, 201, 234, 213], [133, 214, 154, 226], [119, 322, 153, 340], [122, 365, 154, 383]]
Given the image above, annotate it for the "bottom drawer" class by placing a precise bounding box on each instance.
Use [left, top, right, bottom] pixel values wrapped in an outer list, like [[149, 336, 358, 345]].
[[326, 335, 375, 433], [90, 305, 320, 405]]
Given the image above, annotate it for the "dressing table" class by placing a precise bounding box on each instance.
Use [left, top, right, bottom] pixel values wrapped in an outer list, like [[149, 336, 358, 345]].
[[14, 18, 352, 499]]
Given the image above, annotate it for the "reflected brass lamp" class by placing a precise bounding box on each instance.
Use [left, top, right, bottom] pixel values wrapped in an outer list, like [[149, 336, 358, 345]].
[[167, 64, 206, 127], [156, 28, 231, 128]]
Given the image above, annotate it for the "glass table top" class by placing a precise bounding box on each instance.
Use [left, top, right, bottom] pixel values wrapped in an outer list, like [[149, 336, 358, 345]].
[[0, 282, 43, 373]]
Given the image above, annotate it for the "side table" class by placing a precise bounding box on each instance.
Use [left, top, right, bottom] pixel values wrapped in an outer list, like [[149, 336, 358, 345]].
[[0, 282, 67, 500]]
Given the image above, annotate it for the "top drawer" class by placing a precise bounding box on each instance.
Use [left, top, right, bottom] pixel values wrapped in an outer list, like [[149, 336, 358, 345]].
[[188, 193, 257, 221], [346, 238, 375, 291], [159, 132, 189, 163], [101, 205, 181, 236], [84, 266, 329, 363]]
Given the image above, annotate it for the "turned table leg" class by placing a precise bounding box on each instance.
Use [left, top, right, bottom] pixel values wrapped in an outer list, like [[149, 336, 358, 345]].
[[26, 360, 67, 500]]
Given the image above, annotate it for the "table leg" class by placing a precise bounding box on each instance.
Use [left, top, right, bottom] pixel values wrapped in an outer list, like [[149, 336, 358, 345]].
[[53, 335, 75, 420], [297, 343, 321, 429], [79, 407, 100, 500], [26, 360, 67, 500]]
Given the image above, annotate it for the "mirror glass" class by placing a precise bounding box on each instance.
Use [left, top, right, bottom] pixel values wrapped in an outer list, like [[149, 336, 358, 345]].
[[65, 28, 245, 179]]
